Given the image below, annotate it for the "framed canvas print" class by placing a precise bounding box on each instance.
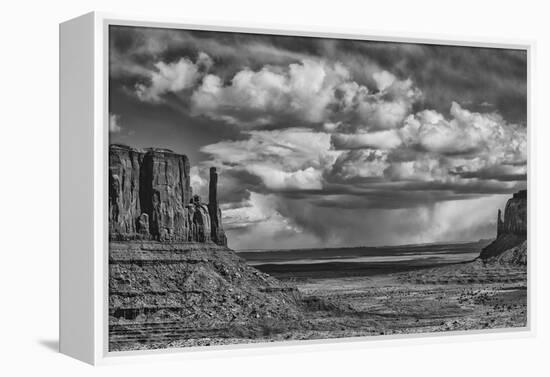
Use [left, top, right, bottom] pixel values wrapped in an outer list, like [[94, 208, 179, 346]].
[[59, 12, 533, 365]]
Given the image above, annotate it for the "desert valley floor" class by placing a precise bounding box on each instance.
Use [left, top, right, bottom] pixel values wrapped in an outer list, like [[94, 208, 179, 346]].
[[109, 241, 527, 351]]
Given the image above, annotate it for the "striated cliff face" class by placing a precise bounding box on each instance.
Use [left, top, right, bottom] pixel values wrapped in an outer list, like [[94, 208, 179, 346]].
[[480, 190, 527, 260], [140, 148, 192, 241], [109, 144, 226, 245], [502, 190, 527, 236], [109, 146, 143, 236]]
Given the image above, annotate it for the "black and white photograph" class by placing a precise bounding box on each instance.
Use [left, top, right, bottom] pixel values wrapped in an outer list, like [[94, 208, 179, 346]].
[[107, 25, 528, 352], [6, 0, 550, 374]]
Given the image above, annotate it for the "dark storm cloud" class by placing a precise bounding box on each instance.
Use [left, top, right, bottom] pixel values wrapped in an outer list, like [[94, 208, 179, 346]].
[[110, 25, 527, 126], [450, 167, 527, 182], [217, 169, 264, 203], [265, 178, 525, 209], [319, 40, 527, 124], [109, 26, 311, 84], [109, 25, 528, 249]]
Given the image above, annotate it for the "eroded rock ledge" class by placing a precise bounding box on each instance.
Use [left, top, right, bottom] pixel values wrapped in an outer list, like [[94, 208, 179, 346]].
[[480, 189, 527, 260], [109, 144, 226, 245]]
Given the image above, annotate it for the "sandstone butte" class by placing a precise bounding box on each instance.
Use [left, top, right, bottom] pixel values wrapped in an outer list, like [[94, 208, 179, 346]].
[[480, 189, 527, 263], [109, 144, 226, 245]]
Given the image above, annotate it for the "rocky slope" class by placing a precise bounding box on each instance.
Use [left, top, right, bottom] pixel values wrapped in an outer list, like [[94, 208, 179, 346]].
[[488, 241, 527, 265], [480, 190, 527, 261], [109, 241, 304, 350]]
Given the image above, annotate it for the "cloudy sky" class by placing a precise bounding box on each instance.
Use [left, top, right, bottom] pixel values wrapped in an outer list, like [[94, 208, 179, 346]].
[[109, 25, 527, 250]]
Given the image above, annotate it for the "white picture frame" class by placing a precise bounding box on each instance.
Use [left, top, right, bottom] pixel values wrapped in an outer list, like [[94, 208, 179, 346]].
[[59, 11, 535, 365]]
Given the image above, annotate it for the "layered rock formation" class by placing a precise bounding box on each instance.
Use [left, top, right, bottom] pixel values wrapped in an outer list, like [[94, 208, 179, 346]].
[[480, 190, 527, 260], [109, 241, 303, 350], [109, 144, 226, 245]]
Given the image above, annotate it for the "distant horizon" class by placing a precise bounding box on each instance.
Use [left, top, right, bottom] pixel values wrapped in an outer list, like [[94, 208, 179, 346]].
[[234, 237, 494, 253]]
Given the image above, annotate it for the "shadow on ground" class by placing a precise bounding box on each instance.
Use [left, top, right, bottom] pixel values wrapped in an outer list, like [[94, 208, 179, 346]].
[[38, 339, 59, 352]]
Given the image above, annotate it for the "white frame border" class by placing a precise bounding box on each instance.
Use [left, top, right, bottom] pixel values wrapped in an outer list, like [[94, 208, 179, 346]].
[[84, 11, 535, 365]]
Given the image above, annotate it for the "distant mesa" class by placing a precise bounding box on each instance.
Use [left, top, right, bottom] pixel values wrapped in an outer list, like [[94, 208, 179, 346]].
[[108, 144, 227, 246], [480, 189, 527, 261]]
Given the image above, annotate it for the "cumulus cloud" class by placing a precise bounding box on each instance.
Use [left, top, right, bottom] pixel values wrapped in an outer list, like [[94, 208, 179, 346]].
[[128, 43, 422, 132], [399, 102, 526, 166], [188, 60, 421, 130], [331, 149, 388, 180], [190, 166, 208, 197], [383, 155, 448, 181], [354, 74, 421, 130], [198, 102, 527, 204], [109, 113, 122, 133], [247, 165, 323, 190], [191, 59, 352, 124], [135, 53, 212, 102], [327, 102, 526, 186], [330, 102, 525, 162], [372, 70, 396, 91], [331, 130, 402, 150], [201, 128, 341, 191]]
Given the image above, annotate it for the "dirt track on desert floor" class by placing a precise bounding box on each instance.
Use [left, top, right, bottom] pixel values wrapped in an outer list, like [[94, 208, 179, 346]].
[[293, 260, 527, 337]]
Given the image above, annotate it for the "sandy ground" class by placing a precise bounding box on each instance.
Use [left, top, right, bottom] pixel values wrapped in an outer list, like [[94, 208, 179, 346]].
[[114, 259, 526, 351], [292, 260, 527, 338]]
